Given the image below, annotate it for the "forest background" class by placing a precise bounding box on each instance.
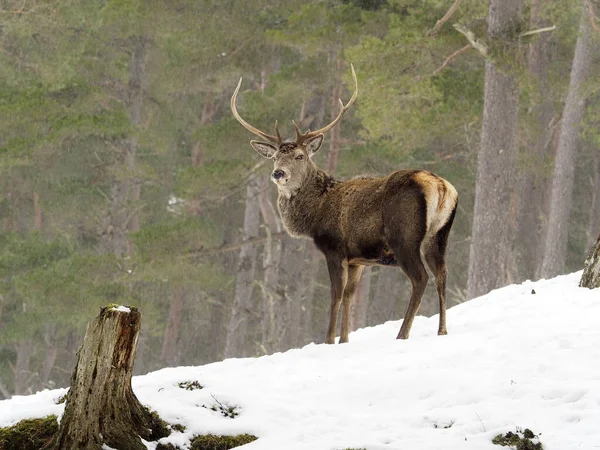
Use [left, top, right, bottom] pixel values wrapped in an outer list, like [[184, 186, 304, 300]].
[[0, 0, 598, 399]]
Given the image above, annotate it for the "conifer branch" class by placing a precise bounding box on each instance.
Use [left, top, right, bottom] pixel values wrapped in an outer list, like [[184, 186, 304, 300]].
[[433, 44, 471, 75], [428, 0, 463, 36], [185, 232, 287, 258], [519, 25, 557, 37], [0, 1, 31, 14], [453, 23, 488, 57]]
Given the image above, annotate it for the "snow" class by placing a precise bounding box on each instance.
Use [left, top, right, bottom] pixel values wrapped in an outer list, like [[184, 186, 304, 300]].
[[111, 305, 131, 313], [1, 272, 599, 450]]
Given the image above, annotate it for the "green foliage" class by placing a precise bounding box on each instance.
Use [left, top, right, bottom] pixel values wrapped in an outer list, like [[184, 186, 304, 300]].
[[492, 428, 543, 450], [346, 7, 484, 152], [202, 395, 240, 419], [0, 233, 72, 277], [0, 416, 58, 450], [146, 407, 172, 441], [156, 433, 258, 450], [171, 423, 187, 433], [177, 380, 203, 391], [189, 434, 258, 450]]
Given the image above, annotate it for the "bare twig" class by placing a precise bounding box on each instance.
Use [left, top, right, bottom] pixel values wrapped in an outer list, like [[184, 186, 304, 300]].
[[185, 232, 287, 259], [433, 44, 471, 75], [0, 376, 11, 399], [453, 23, 488, 57], [428, 0, 463, 36], [475, 412, 486, 432], [0, 0, 31, 14]]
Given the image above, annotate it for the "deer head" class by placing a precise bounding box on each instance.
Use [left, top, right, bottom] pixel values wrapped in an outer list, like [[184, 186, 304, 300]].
[[231, 65, 358, 195]]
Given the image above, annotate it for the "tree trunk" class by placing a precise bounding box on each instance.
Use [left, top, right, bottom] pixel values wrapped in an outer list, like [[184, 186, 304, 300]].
[[466, 0, 523, 299], [160, 288, 185, 365], [539, 1, 593, 278], [33, 191, 42, 230], [580, 233, 600, 289], [192, 97, 217, 168], [513, 0, 555, 280], [326, 54, 344, 175], [126, 36, 149, 237], [99, 37, 149, 256], [55, 306, 168, 450], [367, 267, 409, 326], [276, 237, 318, 348], [350, 266, 371, 331], [587, 154, 600, 251], [258, 177, 284, 354], [39, 325, 58, 391], [223, 174, 262, 358], [0, 376, 11, 400], [13, 339, 33, 395]]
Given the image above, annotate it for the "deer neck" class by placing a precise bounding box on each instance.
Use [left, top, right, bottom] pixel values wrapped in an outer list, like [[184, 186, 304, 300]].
[[276, 167, 338, 238]]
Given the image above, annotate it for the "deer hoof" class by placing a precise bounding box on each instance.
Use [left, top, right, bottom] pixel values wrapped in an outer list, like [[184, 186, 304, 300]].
[[438, 329, 448, 336], [396, 333, 409, 340]]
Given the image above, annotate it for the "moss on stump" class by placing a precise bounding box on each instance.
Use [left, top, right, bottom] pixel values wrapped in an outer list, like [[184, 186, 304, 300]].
[[156, 434, 258, 450], [0, 415, 58, 450]]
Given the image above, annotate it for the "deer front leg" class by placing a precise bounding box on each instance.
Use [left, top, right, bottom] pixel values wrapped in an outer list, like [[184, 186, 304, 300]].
[[325, 257, 348, 344], [339, 265, 364, 344]]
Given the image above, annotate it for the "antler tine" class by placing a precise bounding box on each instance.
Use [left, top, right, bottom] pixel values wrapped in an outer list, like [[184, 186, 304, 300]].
[[295, 64, 358, 145], [292, 120, 310, 142], [274, 120, 283, 144], [231, 78, 282, 145]]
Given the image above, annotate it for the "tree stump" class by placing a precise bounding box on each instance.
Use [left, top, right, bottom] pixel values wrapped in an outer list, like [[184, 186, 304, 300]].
[[55, 305, 169, 450], [580, 233, 600, 289]]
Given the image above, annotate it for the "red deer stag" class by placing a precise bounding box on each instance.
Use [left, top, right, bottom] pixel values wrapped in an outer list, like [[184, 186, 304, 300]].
[[231, 65, 458, 343]]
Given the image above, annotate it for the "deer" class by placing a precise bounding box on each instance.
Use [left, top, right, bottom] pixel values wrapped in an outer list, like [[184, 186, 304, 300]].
[[231, 65, 458, 344]]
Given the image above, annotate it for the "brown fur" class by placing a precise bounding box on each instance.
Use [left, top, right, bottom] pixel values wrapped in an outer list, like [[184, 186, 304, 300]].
[[231, 70, 458, 343], [248, 138, 458, 344]]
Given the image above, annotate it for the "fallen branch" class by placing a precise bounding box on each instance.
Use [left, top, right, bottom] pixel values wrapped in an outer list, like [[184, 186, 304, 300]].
[[185, 231, 288, 258], [432, 44, 471, 75], [428, 0, 463, 36]]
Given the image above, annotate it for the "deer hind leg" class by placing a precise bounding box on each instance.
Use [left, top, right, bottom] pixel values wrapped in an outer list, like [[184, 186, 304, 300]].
[[325, 257, 348, 344], [424, 239, 448, 336], [384, 188, 429, 340], [395, 248, 429, 340], [339, 265, 364, 344], [424, 206, 457, 336]]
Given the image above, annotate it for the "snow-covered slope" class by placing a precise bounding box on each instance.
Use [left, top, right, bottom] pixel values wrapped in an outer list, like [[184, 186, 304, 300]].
[[1, 272, 599, 450]]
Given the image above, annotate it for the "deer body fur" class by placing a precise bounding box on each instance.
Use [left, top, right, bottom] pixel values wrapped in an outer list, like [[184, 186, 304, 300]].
[[231, 65, 458, 344]]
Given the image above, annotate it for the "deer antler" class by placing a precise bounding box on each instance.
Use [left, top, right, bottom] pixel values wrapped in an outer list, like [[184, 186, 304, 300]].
[[293, 63, 358, 146], [231, 78, 283, 145]]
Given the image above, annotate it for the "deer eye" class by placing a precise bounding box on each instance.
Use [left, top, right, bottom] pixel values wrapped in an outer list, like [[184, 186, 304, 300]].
[[295, 154, 304, 160]]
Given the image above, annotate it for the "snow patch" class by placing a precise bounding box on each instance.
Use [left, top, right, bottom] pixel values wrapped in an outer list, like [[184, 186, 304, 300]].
[[1, 272, 599, 450]]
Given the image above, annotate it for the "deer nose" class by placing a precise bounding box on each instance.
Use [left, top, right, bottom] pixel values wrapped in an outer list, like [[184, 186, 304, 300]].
[[272, 169, 286, 180]]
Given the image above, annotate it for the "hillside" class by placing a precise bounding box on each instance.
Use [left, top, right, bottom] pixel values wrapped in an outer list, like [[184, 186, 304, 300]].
[[1, 272, 599, 450]]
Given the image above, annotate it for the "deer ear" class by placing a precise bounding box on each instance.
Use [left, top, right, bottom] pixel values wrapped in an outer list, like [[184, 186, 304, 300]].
[[250, 140, 277, 159], [305, 134, 324, 155]]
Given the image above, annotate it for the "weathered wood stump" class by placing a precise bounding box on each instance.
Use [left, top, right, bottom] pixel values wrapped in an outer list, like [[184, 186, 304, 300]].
[[55, 305, 169, 450], [580, 233, 600, 289]]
